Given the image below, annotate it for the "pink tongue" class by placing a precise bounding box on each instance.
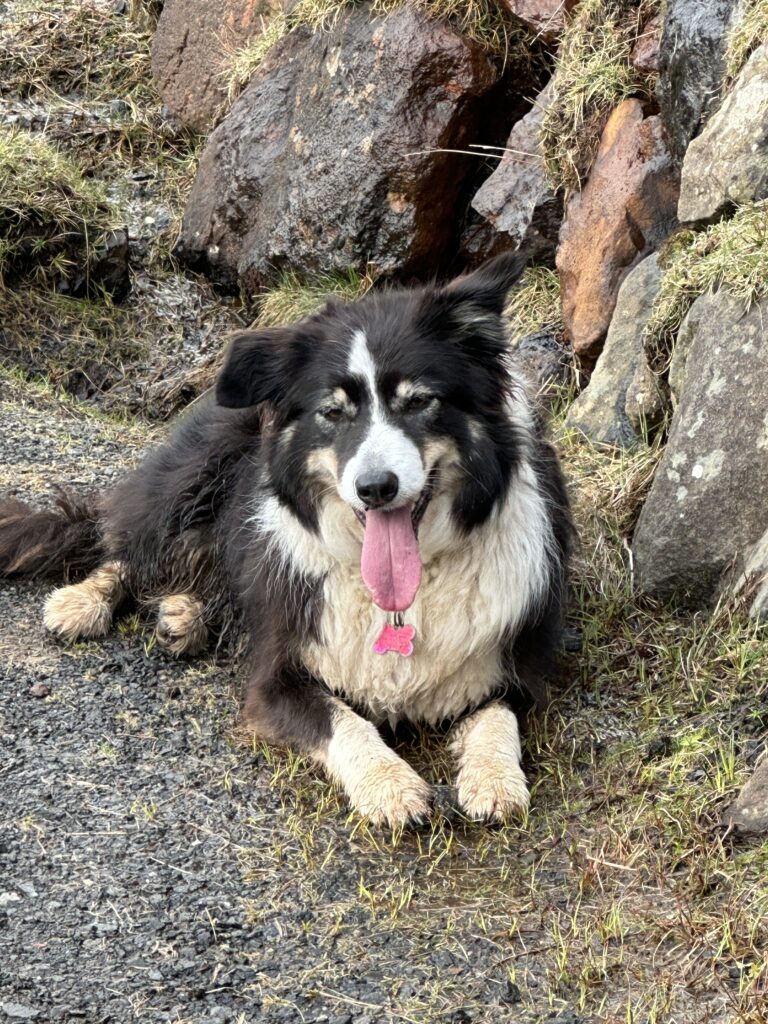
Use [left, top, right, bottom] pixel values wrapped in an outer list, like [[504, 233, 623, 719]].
[[361, 507, 422, 612]]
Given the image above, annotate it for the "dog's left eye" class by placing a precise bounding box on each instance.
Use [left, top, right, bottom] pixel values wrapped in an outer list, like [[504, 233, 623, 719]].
[[404, 394, 434, 413], [322, 407, 344, 422]]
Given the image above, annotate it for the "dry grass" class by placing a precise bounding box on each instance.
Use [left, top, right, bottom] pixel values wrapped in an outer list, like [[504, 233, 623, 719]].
[[644, 200, 768, 374], [221, 12, 291, 105], [725, 0, 768, 85], [540, 0, 660, 195], [505, 265, 563, 339], [0, 0, 154, 104], [0, 0, 197, 169], [0, 127, 115, 289], [254, 268, 376, 328]]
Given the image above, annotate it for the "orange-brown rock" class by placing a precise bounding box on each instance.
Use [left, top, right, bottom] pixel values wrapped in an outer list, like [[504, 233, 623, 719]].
[[556, 99, 679, 360], [499, 0, 580, 42], [151, 0, 282, 132], [630, 14, 661, 75]]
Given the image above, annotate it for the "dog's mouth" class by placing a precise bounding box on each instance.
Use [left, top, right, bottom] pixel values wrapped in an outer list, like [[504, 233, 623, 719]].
[[356, 468, 437, 614]]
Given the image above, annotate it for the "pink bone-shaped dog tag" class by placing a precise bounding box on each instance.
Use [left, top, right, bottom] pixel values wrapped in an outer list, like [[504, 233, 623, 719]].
[[373, 623, 416, 657]]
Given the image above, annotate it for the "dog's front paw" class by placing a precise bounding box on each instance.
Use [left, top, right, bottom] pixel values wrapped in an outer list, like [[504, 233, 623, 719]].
[[44, 583, 112, 641], [455, 758, 529, 823], [347, 755, 432, 828], [156, 594, 208, 656]]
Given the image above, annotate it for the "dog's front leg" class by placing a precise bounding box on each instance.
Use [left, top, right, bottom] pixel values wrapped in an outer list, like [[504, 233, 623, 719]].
[[245, 673, 431, 828], [450, 701, 529, 823]]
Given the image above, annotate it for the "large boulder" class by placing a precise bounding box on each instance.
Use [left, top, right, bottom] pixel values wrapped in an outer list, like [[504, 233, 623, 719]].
[[498, 0, 580, 42], [175, 5, 511, 293], [151, 0, 282, 132], [633, 292, 768, 606], [556, 100, 679, 361], [678, 44, 768, 223], [471, 78, 562, 262], [656, 0, 738, 164], [564, 254, 663, 448]]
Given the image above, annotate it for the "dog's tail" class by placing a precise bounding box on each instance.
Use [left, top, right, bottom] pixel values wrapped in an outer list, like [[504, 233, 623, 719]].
[[0, 488, 104, 579]]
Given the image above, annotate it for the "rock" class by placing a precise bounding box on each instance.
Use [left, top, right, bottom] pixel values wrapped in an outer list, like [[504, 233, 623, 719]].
[[678, 44, 768, 223], [734, 527, 768, 619], [564, 255, 663, 447], [510, 329, 572, 405], [471, 79, 562, 262], [630, 14, 661, 75], [624, 355, 665, 438], [725, 759, 768, 834], [176, 5, 511, 293], [656, 0, 738, 163], [557, 101, 679, 361], [633, 292, 768, 606], [498, 0, 579, 42], [1, 1005, 39, 1021], [30, 682, 51, 699], [150, 0, 282, 132]]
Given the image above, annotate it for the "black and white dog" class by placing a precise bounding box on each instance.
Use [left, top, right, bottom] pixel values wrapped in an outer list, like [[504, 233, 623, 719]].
[[0, 254, 571, 826]]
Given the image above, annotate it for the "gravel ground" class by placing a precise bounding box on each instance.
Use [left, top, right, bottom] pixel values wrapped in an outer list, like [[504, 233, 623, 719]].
[[0, 392, 579, 1024]]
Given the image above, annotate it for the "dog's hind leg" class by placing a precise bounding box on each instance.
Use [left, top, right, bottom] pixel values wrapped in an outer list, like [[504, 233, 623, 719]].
[[44, 561, 126, 642], [155, 594, 208, 656], [450, 702, 529, 823]]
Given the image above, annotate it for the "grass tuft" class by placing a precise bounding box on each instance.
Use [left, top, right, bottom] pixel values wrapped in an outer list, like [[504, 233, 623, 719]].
[[0, 128, 115, 289], [643, 200, 768, 373], [255, 268, 376, 328], [222, 12, 291, 104], [725, 0, 768, 85], [505, 265, 563, 339], [540, 0, 660, 195]]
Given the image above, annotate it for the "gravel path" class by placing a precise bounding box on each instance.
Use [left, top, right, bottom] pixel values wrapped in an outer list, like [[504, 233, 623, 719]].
[[0, 391, 569, 1024]]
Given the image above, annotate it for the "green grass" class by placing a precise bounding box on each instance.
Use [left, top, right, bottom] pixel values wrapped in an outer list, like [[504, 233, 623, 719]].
[[644, 200, 768, 374], [540, 0, 660, 194], [0, 127, 115, 288], [505, 265, 563, 339], [254, 268, 375, 327], [725, 0, 768, 85]]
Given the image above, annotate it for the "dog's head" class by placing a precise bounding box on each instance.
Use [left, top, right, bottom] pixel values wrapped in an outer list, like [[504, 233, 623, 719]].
[[217, 254, 531, 610]]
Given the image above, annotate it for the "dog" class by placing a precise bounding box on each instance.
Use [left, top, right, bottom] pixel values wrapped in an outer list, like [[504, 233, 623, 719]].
[[0, 254, 571, 827]]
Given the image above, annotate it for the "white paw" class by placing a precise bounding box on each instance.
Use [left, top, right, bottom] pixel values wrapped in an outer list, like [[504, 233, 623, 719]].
[[347, 755, 432, 828], [44, 583, 113, 641], [156, 594, 207, 656], [455, 758, 530, 823]]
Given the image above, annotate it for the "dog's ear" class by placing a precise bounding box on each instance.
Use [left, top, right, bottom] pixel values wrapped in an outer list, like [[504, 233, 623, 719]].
[[216, 328, 310, 408], [420, 253, 527, 364], [444, 251, 527, 317]]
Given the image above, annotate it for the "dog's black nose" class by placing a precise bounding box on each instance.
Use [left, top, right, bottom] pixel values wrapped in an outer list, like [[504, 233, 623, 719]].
[[355, 471, 399, 509]]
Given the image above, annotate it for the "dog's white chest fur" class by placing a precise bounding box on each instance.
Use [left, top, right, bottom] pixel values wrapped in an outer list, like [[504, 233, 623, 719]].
[[257, 459, 552, 726]]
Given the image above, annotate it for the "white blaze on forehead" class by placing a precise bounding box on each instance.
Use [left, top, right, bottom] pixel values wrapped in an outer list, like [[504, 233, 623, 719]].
[[348, 329, 379, 407], [341, 329, 425, 507]]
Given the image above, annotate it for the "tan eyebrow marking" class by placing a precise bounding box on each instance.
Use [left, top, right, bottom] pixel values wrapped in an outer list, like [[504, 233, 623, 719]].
[[391, 380, 434, 411]]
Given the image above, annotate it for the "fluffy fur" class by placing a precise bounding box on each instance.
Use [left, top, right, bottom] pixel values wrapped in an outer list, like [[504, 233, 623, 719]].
[[0, 254, 572, 827]]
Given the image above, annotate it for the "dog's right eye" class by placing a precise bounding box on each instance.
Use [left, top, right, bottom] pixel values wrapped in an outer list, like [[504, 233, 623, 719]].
[[322, 407, 344, 423]]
